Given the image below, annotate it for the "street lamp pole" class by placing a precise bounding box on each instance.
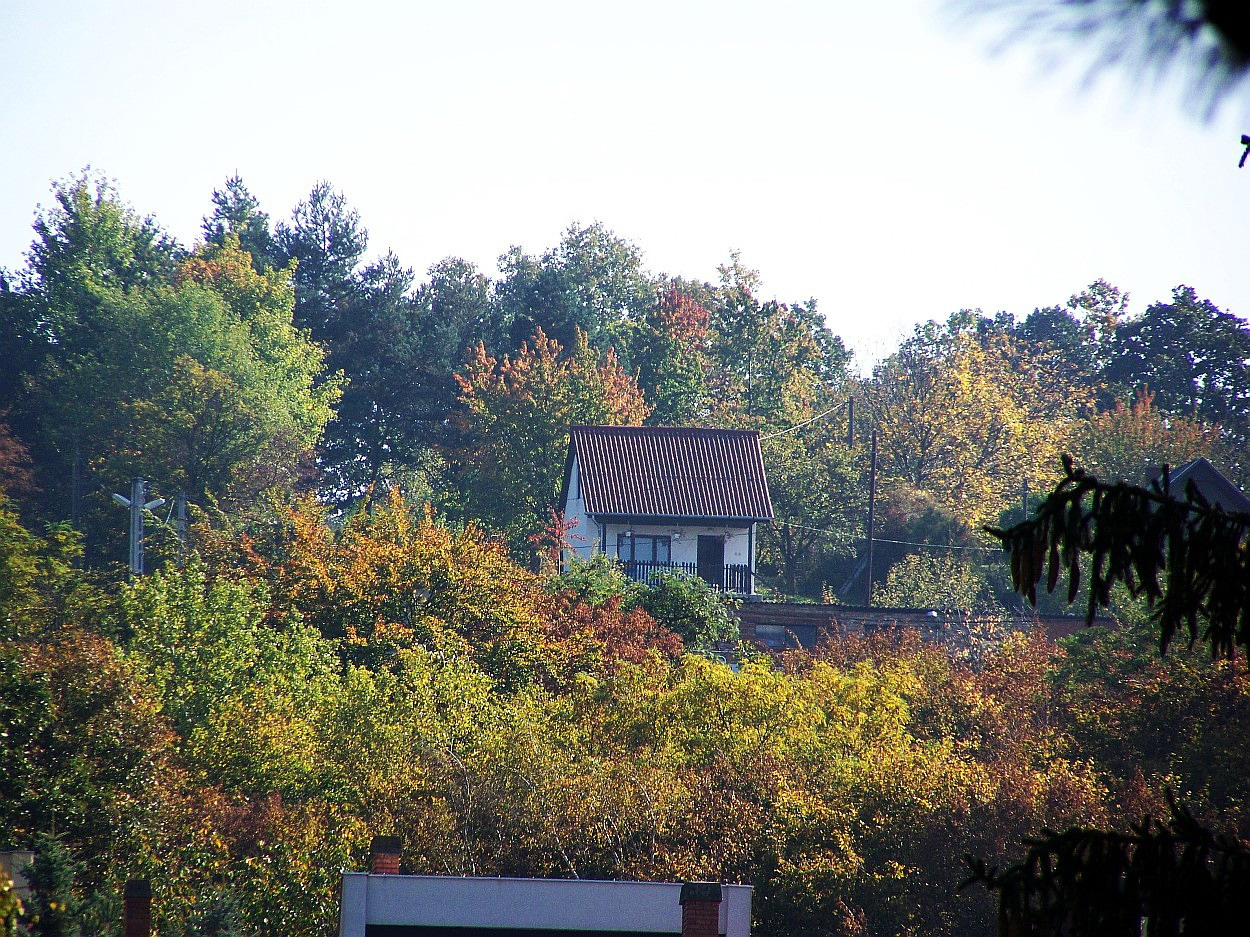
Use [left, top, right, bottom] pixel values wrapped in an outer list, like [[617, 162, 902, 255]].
[[112, 478, 166, 575]]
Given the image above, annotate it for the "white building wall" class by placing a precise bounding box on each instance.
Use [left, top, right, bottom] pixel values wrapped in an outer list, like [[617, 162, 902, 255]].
[[339, 874, 754, 937], [602, 522, 750, 567], [561, 456, 604, 563]]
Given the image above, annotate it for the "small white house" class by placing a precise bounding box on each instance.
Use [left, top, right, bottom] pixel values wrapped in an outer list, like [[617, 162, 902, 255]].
[[559, 426, 774, 595]]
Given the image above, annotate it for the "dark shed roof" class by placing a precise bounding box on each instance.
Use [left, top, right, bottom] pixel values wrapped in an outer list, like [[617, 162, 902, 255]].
[[1166, 457, 1250, 514], [565, 425, 774, 521]]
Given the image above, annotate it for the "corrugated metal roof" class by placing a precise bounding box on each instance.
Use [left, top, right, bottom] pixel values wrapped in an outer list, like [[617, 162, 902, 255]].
[[566, 425, 774, 521]]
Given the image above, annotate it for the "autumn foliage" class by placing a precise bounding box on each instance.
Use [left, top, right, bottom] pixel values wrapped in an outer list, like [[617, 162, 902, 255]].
[[4, 176, 1250, 937], [7, 486, 1245, 937], [0, 417, 37, 499], [453, 327, 649, 551]]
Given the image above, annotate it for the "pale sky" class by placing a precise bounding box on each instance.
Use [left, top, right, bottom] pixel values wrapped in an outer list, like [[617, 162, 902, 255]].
[[2, 0, 1248, 367]]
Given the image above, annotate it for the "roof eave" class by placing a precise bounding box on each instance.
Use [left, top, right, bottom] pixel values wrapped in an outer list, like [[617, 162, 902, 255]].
[[588, 511, 773, 526]]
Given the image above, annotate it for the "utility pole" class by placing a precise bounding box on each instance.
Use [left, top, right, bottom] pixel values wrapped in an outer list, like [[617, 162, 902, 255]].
[[174, 491, 189, 566], [866, 430, 877, 606], [112, 478, 165, 576], [846, 396, 855, 447], [1022, 478, 1030, 522]]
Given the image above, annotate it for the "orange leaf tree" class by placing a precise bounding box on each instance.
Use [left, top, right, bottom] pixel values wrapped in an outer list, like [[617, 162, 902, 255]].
[[453, 327, 649, 555], [1070, 388, 1224, 484]]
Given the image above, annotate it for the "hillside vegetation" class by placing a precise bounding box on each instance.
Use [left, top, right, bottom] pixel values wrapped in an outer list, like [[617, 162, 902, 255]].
[[2, 174, 1249, 936]]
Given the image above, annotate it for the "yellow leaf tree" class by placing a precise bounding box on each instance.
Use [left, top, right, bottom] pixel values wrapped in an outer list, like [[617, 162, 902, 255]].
[[1069, 388, 1223, 484], [871, 318, 1090, 529]]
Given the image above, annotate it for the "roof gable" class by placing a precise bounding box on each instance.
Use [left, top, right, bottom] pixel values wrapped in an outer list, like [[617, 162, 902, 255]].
[[1166, 457, 1250, 514], [565, 425, 774, 521]]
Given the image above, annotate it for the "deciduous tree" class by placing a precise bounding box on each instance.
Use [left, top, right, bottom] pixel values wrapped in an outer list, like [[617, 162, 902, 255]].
[[875, 552, 994, 611], [978, 457, 1250, 935], [870, 315, 1089, 527], [1102, 285, 1250, 481], [453, 328, 649, 552], [1070, 388, 1223, 484], [618, 285, 712, 425], [708, 254, 850, 429], [496, 222, 654, 352], [759, 435, 862, 596]]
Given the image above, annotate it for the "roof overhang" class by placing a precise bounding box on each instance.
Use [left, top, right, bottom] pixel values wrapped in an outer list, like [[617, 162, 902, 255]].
[[591, 513, 770, 527]]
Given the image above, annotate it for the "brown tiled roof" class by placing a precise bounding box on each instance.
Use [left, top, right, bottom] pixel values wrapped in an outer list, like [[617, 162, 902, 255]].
[[565, 425, 774, 521]]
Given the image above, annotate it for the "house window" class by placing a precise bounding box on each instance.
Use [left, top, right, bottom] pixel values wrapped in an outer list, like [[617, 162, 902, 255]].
[[616, 532, 671, 564]]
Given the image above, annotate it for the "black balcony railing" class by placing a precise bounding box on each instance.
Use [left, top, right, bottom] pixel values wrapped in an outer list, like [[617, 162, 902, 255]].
[[620, 561, 752, 594]]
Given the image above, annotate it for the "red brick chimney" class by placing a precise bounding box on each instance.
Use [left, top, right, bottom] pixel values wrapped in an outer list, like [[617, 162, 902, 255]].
[[369, 836, 402, 875], [679, 882, 722, 937], [123, 880, 151, 937]]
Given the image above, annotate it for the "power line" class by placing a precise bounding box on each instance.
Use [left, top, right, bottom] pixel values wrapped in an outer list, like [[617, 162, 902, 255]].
[[873, 536, 1000, 554], [771, 519, 1001, 553], [760, 398, 849, 440]]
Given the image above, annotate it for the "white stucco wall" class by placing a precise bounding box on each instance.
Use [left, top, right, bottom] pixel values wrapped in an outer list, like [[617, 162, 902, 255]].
[[602, 522, 750, 567], [561, 457, 604, 563], [339, 874, 754, 937]]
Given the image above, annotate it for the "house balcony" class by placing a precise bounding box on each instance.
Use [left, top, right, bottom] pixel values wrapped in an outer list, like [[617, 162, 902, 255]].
[[620, 560, 753, 594]]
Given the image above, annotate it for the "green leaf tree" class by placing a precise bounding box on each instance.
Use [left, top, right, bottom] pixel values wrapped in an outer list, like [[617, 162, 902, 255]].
[[630, 571, 738, 649], [99, 237, 336, 506], [618, 285, 713, 425], [0, 493, 89, 640], [758, 435, 862, 596], [875, 552, 993, 611], [497, 222, 654, 353], [2, 173, 177, 527], [1102, 285, 1250, 482], [708, 254, 851, 429], [123, 559, 340, 798], [6, 178, 337, 558]]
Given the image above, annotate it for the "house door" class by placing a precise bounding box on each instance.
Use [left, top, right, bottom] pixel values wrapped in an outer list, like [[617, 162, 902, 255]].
[[697, 535, 724, 589]]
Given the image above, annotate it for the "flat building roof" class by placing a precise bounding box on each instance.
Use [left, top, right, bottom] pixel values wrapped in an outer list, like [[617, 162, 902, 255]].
[[338, 875, 752, 937]]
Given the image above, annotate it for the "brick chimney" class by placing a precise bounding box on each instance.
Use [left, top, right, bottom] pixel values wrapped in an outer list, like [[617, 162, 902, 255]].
[[369, 836, 402, 875], [679, 882, 722, 937], [123, 880, 152, 937]]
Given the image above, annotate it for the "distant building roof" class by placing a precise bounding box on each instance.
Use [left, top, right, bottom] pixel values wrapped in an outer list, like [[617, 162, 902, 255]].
[[564, 425, 774, 522], [338, 874, 754, 937], [1164, 457, 1250, 514]]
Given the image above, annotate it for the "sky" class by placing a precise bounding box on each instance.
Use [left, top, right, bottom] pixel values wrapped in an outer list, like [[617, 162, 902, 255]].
[[2, 0, 1248, 367]]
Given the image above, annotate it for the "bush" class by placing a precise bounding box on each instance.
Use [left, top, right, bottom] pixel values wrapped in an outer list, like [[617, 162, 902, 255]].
[[549, 553, 631, 607], [631, 571, 738, 649]]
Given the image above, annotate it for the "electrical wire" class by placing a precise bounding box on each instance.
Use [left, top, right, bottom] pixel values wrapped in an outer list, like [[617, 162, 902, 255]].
[[760, 398, 849, 440], [771, 519, 1001, 553]]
